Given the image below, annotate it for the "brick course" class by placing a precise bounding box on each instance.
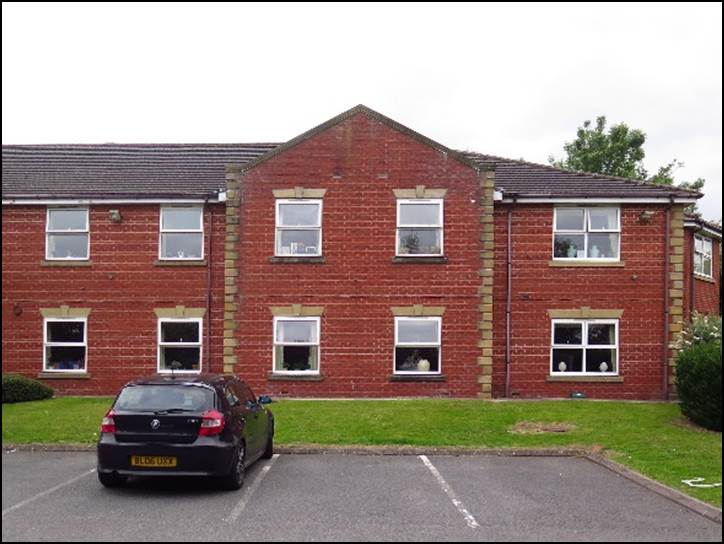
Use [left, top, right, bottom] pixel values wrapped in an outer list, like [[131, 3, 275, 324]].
[[683, 228, 721, 319], [1, 204, 226, 394], [230, 112, 484, 397], [492, 204, 673, 400]]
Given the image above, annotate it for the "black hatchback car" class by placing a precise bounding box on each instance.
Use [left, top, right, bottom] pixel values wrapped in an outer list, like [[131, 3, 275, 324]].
[[97, 374, 274, 490]]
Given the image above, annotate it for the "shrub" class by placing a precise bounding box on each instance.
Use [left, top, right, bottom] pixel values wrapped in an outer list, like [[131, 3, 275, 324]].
[[673, 313, 721, 350], [675, 341, 722, 431], [2, 374, 54, 403]]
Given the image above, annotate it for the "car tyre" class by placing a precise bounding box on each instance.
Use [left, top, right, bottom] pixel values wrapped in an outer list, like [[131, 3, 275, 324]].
[[98, 471, 127, 488], [261, 429, 274, 460], [221, 442, 246, 491]]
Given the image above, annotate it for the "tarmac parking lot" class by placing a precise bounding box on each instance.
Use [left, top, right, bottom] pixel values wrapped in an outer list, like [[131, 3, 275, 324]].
[[2, 450, 721, 542]]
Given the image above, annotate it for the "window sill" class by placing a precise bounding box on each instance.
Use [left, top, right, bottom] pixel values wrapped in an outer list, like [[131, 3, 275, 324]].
[[694, 274, 716, 284], [392, 256, 448, 264], [547, 375, 624, 383], [549, 260, 625, 268], [154, 260, 207, 267], [37, 372, 91, 380], [389, 374, 447, 382], [269, 256, 326, 264], [267, 372, 325, 382], [41, 260, 92, 267]]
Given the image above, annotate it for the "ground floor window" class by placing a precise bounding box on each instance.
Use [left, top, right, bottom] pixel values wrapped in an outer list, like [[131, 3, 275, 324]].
[[273, 317, 320, 373], [550, 319, 618, 375], [43, 318, 87, 372], [158, 318, 202, 373], [394, 316, 441, 374]]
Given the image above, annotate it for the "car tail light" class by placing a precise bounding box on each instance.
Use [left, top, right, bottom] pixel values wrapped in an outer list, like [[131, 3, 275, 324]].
[[100, 410, 116, 434], [199, 410, 225, 436]]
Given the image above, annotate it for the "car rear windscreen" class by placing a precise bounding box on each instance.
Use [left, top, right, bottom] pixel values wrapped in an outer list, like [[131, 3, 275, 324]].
[[114, 385, 215, 412]]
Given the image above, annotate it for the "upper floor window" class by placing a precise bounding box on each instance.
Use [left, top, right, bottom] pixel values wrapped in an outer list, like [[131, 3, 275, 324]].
[[397, 199, 444, 256], [553, 207, 620, 261], [694, 234, 713, 278], [551, 319, 618, 375], [275, 200, 322, 256], [44, 318, 87, 372], [46, 208, 89, 260], [159, 206, 203, 260]]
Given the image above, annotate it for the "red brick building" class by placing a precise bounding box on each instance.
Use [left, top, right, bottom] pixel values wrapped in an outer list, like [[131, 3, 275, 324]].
[[2, 106, 720, 399]]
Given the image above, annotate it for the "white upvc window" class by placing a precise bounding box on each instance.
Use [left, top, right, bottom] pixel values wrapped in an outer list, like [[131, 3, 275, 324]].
[[159, 206, 204, 260], [43, 317, 87, 372], [46, 207, 90, 260], [694, 234, 713, 279], [157, 318, 203, 373], [396, 199, 444, 256], [394, 316, 442, 374], [273, 317, 320, 374], [553, 207, 620, 260], [275, 200, 323, 256], [550, 319, 619, 375]]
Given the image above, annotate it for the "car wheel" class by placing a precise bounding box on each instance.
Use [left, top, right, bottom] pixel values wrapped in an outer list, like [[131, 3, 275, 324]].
[[261, 430, 274, 460], [98, 471, 127, 488], [221, 442, 246, 491]]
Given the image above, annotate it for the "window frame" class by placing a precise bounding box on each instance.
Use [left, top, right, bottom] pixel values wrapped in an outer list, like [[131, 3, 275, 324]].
[[694, 234, 713, 279], [272, 316, 321, 375], [43, 317, 88, 373], [274, 199, 323, 257], [45, 207, 90, 261], [552, 207, 621, 261], [550, 318, 619, 376], [396, 199, 444, 257], [393, 316, 443, 375], [157, 317, 203, 374], [158, 206, 205, 261]]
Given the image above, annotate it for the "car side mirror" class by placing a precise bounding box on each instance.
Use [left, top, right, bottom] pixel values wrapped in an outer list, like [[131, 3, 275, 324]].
[[258, 395, 273, 405]]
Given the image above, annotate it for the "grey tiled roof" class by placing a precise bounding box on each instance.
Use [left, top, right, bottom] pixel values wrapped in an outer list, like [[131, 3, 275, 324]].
[[2, 143, 700, 200], [1, 144, 276, 198], [462, 152, 699, 199]]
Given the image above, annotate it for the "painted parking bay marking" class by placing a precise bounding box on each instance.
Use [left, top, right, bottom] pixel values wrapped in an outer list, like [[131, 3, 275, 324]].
[[419, 455, 480, 529], [225, 454, 280, 523], [2, 468, 96, 518]]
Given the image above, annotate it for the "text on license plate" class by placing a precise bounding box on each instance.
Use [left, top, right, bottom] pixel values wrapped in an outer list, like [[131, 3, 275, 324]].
[[131, 455, 177, 467]]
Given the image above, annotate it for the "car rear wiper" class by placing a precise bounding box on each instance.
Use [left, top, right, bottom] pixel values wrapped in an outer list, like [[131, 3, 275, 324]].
[[153, 408, 194, 415]]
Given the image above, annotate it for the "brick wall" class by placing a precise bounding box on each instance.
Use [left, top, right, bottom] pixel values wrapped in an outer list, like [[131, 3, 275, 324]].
[[683, 228, 721, 319], [492, 203, 671, 400], [228, 112, 485, 397], [1, 204, 226, 394]]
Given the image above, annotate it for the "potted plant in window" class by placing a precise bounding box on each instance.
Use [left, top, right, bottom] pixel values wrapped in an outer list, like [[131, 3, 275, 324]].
[[401, 233, 420, 254]]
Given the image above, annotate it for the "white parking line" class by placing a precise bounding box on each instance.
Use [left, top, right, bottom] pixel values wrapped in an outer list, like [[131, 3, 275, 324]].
[[2, 468, 96, 518], [419, 455, 480, 529], [225, 454, 280, 523]]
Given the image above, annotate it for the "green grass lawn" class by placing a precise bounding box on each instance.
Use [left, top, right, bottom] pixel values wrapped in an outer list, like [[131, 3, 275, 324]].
[[2, 397, 721, 507]]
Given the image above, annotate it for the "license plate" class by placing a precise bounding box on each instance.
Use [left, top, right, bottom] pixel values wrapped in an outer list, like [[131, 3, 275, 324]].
[[130, 455, 177, 468]]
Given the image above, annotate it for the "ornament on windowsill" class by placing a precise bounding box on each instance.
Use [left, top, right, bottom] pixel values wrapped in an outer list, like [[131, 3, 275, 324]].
[[558, 361, 567, 372], [599, 362, 609, 372], [417, 359, 430, 372]]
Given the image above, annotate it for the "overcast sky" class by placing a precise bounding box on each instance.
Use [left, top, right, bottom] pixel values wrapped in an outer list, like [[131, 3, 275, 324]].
[[2, 2, 721, 220]]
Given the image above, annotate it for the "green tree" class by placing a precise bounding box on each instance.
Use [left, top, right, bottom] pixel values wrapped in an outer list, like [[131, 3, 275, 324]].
[[550, 116, 705, 214]]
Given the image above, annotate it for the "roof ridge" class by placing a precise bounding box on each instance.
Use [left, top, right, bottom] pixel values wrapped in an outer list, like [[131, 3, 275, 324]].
[[462, 151, 702, 197]]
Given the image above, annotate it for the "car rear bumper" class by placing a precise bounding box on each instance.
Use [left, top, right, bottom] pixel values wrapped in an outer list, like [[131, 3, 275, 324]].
[[97, 435, 236, 477]]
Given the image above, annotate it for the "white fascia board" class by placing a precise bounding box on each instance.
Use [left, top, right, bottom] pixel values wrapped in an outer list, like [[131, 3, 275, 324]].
[[685, 222, 722, 240]]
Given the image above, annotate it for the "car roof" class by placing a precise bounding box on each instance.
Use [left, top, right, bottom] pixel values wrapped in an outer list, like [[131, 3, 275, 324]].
[[124, 374, 242, 388]]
